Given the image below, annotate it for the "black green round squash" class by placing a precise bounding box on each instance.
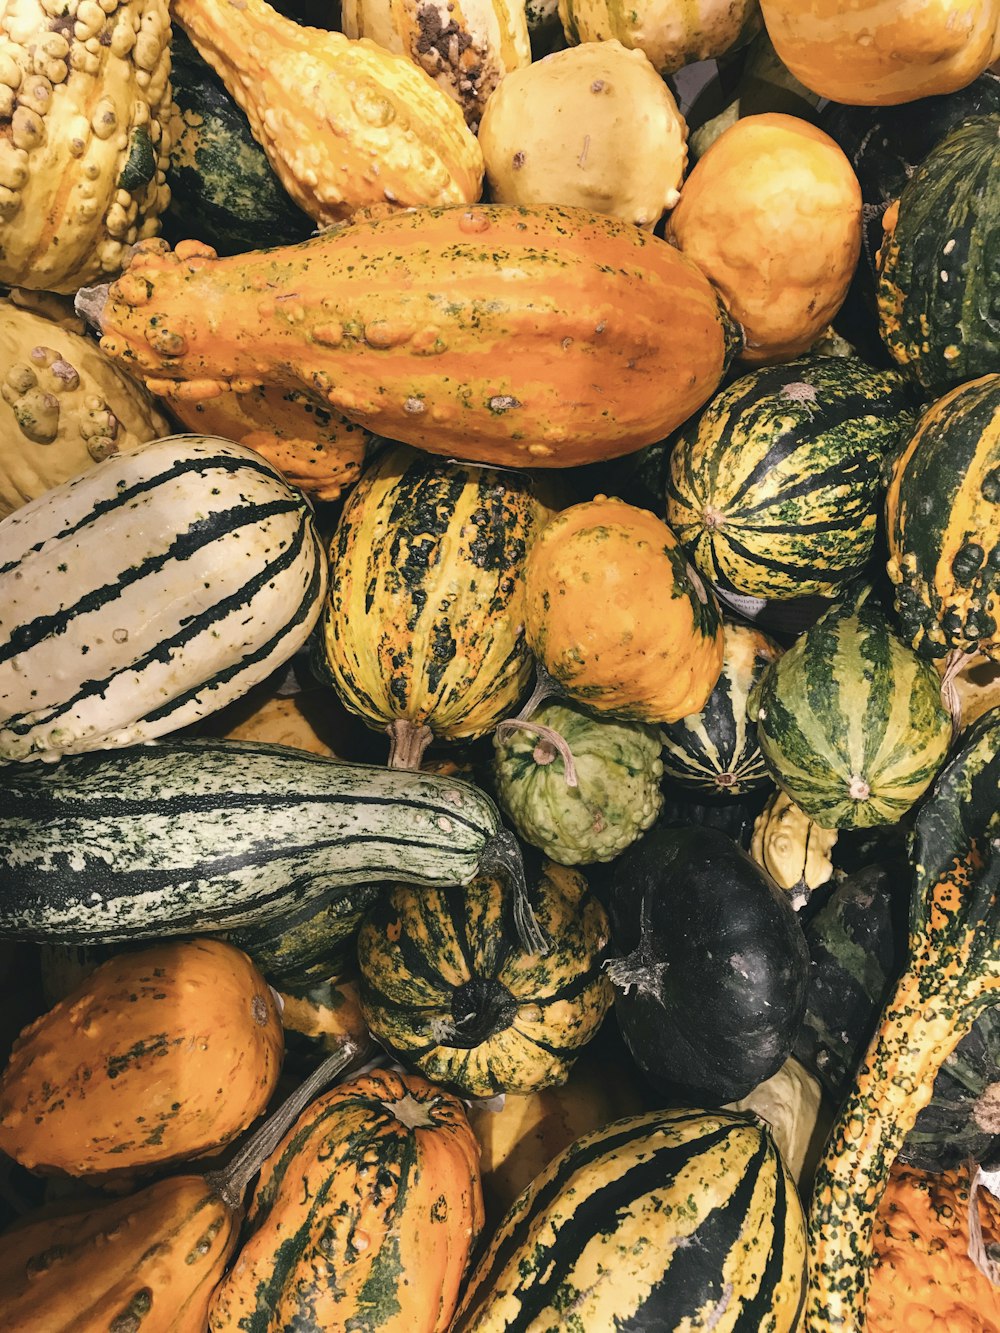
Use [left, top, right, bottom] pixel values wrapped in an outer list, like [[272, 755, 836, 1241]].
[[665, 355, 917, 601], [747, 583, 952, 828], [885, 373, 1000, 662], [356, 861, 614, 1097], [877, 113, 1000, 395], [659, 619, 783, 797], [606, 824, 810, 1104], [454, 1105, 807, 1331], [492, 700, 664, 865], [164, 28, 314, 256]]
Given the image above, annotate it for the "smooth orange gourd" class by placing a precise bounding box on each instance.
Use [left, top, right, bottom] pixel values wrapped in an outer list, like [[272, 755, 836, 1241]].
[[84, 204, 740, 469]]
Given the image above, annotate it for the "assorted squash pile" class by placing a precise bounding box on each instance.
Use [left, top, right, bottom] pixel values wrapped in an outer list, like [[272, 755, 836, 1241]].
[[0, 0, 998, 1329]]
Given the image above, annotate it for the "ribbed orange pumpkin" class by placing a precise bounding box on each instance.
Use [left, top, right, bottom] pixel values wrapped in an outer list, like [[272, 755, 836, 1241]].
[[86, 204, 739, 468], [868, 1162, 1000, 1330], [0, 939, 284, 1177], [523, 496, 724, 722]]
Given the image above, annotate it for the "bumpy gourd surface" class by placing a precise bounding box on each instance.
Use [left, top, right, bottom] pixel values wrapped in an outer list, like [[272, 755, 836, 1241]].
[[559, 0, 761, 74]]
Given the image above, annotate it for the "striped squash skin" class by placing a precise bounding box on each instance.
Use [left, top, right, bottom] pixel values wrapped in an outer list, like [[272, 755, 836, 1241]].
[[93, 204, 739, 469], [660, 620, 782, 796], [315, 444, 547, 742], [208, 1068, 484, 1333], [0, 739, 505, 943], [666, 356, 916, 600], [885, 373, 1000, 661], [358, 862, 614, 1096], [453, 1106, 807, 1332], [877, 115, 1000, 395], [747, 587, 951, 828], [0, 435, 326, 763]]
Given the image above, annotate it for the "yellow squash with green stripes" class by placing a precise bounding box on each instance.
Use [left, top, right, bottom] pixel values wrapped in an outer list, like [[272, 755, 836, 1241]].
[[454, 1105, 807, 1330], [314, 443, 550, 765]]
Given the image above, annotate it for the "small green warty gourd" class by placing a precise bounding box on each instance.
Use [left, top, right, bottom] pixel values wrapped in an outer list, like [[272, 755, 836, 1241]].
[[493, 699, 664, 865]]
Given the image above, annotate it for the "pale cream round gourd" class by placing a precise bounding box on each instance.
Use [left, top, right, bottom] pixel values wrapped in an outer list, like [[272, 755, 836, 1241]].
[[559, 0, 762, 74], [478, 40, 687, 229], [0, 299, 170, 518], [340, 0, 531, 130]]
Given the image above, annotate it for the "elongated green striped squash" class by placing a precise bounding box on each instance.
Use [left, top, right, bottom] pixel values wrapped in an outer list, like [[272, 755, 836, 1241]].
[[454, 1106, 807, 1331], [747, 584, 951, 828], [0, 435, 325, 763], [0, 738, 528, 944], [659, 619, 782, 796], [666, 355, 916, 600], [885, 373, 1000, 662], [877, 114, 1000, 395]]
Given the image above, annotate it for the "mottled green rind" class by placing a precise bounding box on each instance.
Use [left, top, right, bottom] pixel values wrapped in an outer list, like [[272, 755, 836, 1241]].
[[877, 114, 1000, 395], [493, 700, 664, 864], [747, 585, 951, 828], [666, 355, 916, 600]]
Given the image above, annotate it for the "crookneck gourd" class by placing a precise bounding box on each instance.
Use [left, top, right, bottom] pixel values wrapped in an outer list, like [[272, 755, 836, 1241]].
[[805, 707, 1000, 1331], [313, 442, 549, 766], [77, 203, 740, 468], [0, 0, 173, 294], [0, 938, 283, 1177], [171, 0, 483, 225], [357, 861, 614, 1097]]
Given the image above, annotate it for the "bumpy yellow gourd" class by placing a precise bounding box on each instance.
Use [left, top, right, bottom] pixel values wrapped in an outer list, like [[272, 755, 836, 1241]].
[[172, 0, 483, 226], [0, 0, 173, 293], [341, 0, 530, 130], [559, 0, 761, 74], [478, 40, 687, 228]]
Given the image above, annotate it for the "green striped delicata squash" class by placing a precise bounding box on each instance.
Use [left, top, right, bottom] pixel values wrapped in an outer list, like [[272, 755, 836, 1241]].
[[747, 583, 951, 828], [885, 372, 1000, 662], [877, 114, 1000, 395], [0, 435, 325, 762], [453, 1106, 807, 1331], [314, 442, 550, 768], [666, 355, 916, 600], [358, 861, 613, 1097], [0, 738, 539, 949], [660, 619, 783, 796]]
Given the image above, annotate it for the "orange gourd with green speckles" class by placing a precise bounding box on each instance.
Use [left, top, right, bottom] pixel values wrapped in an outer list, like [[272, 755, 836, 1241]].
[[81, 204, 740, 469], [804, 708, 1000, 1330], [523, 496, 724, 723], [0, 938, 283, 1177]]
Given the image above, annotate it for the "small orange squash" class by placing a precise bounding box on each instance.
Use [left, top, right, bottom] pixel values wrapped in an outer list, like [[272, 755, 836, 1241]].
[[0, 939, 283, 1177], [523, 495, 724, 723], [666, 113, 862, 364]]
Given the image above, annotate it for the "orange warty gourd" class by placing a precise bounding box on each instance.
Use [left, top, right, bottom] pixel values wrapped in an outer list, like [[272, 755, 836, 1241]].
[[867, 1162, 1000, 1330], [759, 0, 1000, 106], [0, 938, 284, 1177], [666, 113, 862, 365], [523, 496, 724, 722], [82, 204, 740, 469]]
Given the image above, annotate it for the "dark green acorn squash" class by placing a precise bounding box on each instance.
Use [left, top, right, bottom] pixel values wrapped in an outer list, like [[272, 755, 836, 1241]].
[[164, 29, 315, 255], [606, 825, 810, 1104], [357, 861, 614, 1097], [665, 355, 917, 601], [877, 114, 1000, 395]]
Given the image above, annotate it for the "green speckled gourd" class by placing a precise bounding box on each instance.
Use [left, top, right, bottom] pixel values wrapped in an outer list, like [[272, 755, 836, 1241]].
[[885, 373, 1000, 662], [666, 355, 916, 600], [747, 583, 951, 828], [493, 699, 663, 865], [659, 619, 783, 796], [0, 299, 170, 517], [877, 114, 1000, 395], [0, 0, 173, 294]]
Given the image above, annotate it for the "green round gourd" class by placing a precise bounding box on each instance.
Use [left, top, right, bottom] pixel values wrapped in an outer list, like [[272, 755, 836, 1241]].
[[885, 373, 1000, 662], [665, 355, 916, 600], [747, 584, 951, 828], [659, 620, 782, 797], [492, 700, 663, 865], [877, 114, 1000, 396]]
